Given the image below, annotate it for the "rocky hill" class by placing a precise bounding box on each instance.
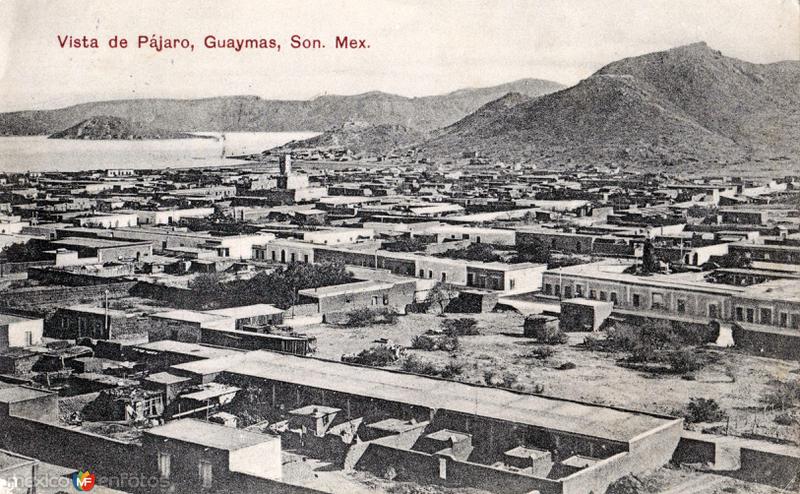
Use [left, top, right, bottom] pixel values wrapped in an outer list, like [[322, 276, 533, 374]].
[[0, 78, 565, 136], [48, 115, 203, 140], [419, 43, 800, 171], [267, 123, 426, 157]]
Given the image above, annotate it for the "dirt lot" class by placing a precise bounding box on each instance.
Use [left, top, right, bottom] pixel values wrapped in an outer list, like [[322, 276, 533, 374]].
[[300, 311, 800, 444]]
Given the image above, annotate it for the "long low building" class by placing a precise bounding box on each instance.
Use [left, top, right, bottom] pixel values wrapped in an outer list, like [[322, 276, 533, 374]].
[[173, 350, 682, 494]]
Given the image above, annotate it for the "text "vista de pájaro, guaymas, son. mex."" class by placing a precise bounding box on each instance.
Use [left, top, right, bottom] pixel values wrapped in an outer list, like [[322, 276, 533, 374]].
[[56, 34, 371, 52]]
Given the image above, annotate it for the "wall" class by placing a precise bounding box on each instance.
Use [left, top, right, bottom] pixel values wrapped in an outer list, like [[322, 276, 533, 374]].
[[0, 282, 136, 309], [732, 325, 800, 360], [0, 415, 143, 480], [738, 447, 800, 489], [4, 318, 43, 348], [671, 434, 717, 465]]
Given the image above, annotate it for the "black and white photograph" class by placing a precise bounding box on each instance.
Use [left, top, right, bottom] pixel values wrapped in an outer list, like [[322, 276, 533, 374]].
[[0, 1, 798, 492]]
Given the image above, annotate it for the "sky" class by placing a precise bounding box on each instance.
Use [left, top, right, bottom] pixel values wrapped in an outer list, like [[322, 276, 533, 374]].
[[0, 0, 798, 111]]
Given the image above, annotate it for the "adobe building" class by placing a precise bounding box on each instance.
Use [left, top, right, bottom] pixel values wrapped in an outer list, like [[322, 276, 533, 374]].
[[143, 418, 281, 490], [173, 350, 683, 494], [0, 314, 43, 350]]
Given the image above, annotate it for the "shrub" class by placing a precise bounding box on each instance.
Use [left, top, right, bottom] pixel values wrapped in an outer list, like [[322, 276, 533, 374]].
[[683, 398, 727, 424], [346, 346, 400, 367], [774, 411, 798, 426], [410, 334, 460, 352], [441, 318, 479, 336], [441, 360, 465, 378], [557, 362, 577, 370], [668, 348, 704, 374], [529, 323, 569, 345], [343, 307, 398, 327], [763, 379, 800, 411], [411, 334, 439, 351], [529, 346, 555, 359], [401, 355, 440, 376], [437, 335, 460, 352]]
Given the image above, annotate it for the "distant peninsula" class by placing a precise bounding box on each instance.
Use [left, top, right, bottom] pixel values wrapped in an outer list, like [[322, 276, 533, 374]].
[[48, 115, 210, 140]]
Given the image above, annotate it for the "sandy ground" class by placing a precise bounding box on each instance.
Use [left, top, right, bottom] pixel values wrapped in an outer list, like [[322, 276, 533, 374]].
[[300, 311, 800, 444]]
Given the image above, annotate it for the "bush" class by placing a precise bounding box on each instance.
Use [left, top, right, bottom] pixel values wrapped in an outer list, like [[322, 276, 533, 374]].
[[529, 323, 569, 345], [774, 411, 798, 426], [668, 348, 704, 374], [401, 355, 440, 376], [441, 360, 465, 378], [763, 379, 800, 411], [410, 334, 460, 352], [411, 334, 439, 351], [441, 318, 479, 336], [346, 346, 400, 367], [556, 362, 577, 370], [529, 346, 555, 359], [683, 398, 727, 424], [343, 307, 399, 327]]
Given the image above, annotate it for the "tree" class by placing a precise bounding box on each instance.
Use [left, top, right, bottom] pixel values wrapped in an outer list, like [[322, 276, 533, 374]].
[[641, 238, 660, 274], [425, 281, 457, 315], [441, 243, 503, 262], [1, 240, 47, 262], [383, 236, 427, 252], [514, 238, 551, 264]]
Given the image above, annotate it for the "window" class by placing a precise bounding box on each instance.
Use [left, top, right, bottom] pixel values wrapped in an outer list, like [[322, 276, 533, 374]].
[[792, 314, 800, 329], [290, 253, 296, 263], [589, 289, 596, 300], [199, 460, 213, 488], [746, 308, 754, 323], [510, 279, 516, 290], [271, 251, 276, 261], [544, 284, 552, 295], [158, 452, 171, 479], [554, 285, 561, 297], [599, 291, 607, 301], [651, 293, 664, 310], [24, 331, 33, 346], [371, 296, 379, 306], [575, 285, 583, 297], [467, 273, 475, 286], [441, 273, 447, 282], [383, 294, 389, 305], [563, 286, 571, 298], [735, 307, 744, 322], [633, 294, 641, 307], [419, 269, 425, 278], [304, 255, 309, 263], [709, 304, 719, 319], [760, 308, 772, 325], [428, 270, 433, 279], [610, 292, 618, 305], [780, 312, 788, 327], [677, 299, 686, 314]]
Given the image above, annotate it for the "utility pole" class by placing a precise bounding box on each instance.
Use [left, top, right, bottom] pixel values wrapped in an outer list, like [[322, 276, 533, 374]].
[[104, 289, 109, 336]]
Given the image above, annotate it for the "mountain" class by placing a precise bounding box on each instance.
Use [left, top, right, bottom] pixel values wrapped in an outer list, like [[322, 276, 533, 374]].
[[0, 78, 565, 136], [419, 43, 800, 170], [48, 115, 204, 140], [267, 122, 426, 157]]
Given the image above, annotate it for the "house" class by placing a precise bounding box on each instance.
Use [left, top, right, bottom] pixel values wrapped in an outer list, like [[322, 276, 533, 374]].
[[204, 304, 284, 329], [48, 305, 140, 340], [143, 418, 282, 490], [0, 314, 43, 350], [298, 279, 416, 318]]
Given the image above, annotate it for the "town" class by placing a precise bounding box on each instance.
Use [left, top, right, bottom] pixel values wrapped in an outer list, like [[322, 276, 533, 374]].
[[0, 151, 797, 494]]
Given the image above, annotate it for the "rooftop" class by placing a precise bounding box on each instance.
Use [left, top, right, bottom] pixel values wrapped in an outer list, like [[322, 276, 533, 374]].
[[135, 340, 243, 360], [0, 314, 38, 326], [205, 304, 284, 318], [0, 386, 53, 404], [145, 418, 277, 451], [221, 351, 677, 443]]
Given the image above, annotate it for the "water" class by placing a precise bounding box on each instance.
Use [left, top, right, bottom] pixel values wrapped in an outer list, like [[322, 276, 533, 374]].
[[0, 132, 319, 173]]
